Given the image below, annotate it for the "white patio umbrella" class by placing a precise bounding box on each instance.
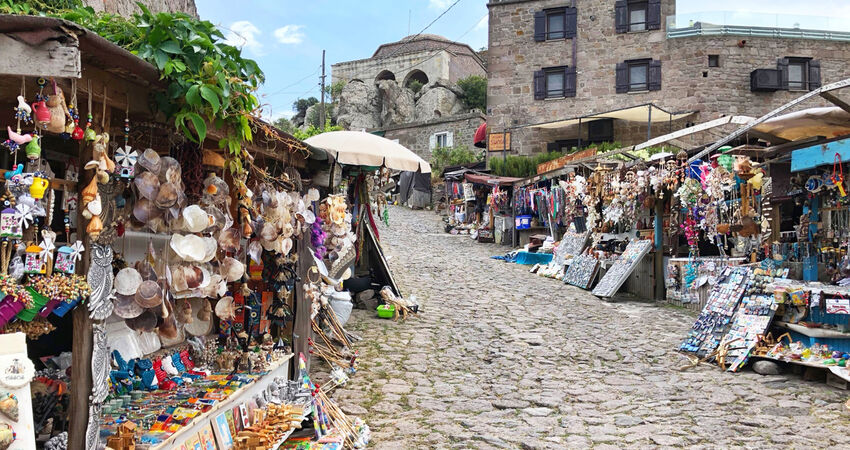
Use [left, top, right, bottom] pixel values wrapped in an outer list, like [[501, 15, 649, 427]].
[[304, 131, 431, 173]]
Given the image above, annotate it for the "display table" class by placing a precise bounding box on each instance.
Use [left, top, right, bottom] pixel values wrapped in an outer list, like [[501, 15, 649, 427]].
[[514, 251, 553, 265], [146, 354, 294, 449]]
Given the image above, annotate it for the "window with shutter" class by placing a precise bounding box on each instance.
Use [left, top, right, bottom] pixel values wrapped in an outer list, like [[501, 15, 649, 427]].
[[648, 60, 662, 91], [446, 132, 454, 147], [435, 132, 450, 148], [564, 66, 577, 97], [776, 58, 790, 90], [565, 8, 577, 38], [535, 7, 577, 41], [614, 0, 628, 33], [615, 63, 629, 93], [533, 70, 546, 100], [781, 57, 813, 91], [429, 134, 437, 150], [534, 11, 546, 42], [809, 60, 822, 90], [646, 0, 661, 30]]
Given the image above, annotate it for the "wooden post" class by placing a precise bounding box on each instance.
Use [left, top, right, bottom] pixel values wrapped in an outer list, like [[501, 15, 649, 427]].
[[292, 237, 313, 376], [654, 197, 665, 300]]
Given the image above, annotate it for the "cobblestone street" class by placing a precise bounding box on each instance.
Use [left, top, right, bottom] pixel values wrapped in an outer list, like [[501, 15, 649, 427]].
[[333, 207, 850, 449]]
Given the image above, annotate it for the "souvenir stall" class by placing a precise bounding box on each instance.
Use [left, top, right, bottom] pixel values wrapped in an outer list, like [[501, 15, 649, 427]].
[[442, 172, 518, 242], [0, 14, 371, 450]]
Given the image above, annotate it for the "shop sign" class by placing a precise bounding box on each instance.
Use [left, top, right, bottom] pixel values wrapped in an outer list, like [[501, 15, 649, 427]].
[[536, 147, 597, 174], [488, 132, 511, 152]]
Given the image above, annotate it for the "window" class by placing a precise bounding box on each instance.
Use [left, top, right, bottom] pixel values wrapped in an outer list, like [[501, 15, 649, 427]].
[[787, 59, 807, 90], [435, 132, 449, 148], [616, 59, 661, 93], [534, 66, 577, 100], [708, 55, 719, 67], [628, 61, 649, 91], [546, 68, 566, 98], [534, 7, 577, 41], [615, 0, 660, 33], [628, 2, 647, 31]]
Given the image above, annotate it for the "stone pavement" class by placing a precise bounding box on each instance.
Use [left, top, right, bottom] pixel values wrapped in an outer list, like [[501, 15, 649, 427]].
[[330, 207, 850, 449]]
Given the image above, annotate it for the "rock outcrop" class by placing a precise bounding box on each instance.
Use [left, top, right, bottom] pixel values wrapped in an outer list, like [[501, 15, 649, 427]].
[[336, 80, 381, 130], [376, 80, 415, 126], [82, 0, 198, 17], [414, 83, 467, 122]]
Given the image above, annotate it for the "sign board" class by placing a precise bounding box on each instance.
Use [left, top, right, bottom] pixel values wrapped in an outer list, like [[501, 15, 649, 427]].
[[488, 132, 511, 152], [591, 239, 653, 298], [536, 148, 597, 174], [790, 138, 850, 172]]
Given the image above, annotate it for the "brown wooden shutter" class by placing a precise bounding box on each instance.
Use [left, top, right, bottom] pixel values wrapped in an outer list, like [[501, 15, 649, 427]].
[[647, 0, 662, 30], [534, 70, 546, 100], [565, 7, 578, 38], [565, 66, 577, 97], [534, 11, 546, 41], [615, 63, 628, 93], [648, 60, 662, 91], [809, 60, 821, 90], [615, 0, 628, 33], [777, 58, 789, 90]]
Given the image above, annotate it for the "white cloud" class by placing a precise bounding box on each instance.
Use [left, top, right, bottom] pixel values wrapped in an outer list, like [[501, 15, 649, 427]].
[[474, 14, 488, 31], [223, 21, 264, 55], [429, 0, 453, 10], [274, 25, 305, 45]]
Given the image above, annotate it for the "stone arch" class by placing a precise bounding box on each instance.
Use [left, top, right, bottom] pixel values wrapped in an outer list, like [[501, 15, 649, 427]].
[[375, 70, 396, 82], [404, 69, 429, 88]]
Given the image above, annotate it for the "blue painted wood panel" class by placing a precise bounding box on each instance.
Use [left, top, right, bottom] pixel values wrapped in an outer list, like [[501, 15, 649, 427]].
[[791, 139, 850, 172]]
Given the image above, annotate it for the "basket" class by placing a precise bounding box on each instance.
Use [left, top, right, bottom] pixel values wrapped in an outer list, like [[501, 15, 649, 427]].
[[376, 304, 395, 319], [17, 287, 49, 322], [516, 215, 532, 230]]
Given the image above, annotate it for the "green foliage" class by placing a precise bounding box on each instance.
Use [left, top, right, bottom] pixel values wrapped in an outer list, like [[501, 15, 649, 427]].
[[430, 145, 482, 178], [292, 120, 342, 141], [305, 104, 334, 128], [7, 1, 266, 173], [324, 81, 345, 102], [407, 80, 424, 94], [273, 117, 296, 135], [457, 75, 487, 112], [0, 0, 81, 14], [490, 151, 564, 178], [292, 97, 319, 122]]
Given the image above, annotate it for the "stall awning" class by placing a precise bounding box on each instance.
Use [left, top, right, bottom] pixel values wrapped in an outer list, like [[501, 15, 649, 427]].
[[474, 123, 487, 148], [528, 104, 695, 130], [752, 107, 850, 142], [464, 173, 522, 186]]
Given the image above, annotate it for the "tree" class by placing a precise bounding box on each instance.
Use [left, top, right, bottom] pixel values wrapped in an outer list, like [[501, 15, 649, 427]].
[[324, 80, 346, 103], [273, 117, 296, 134], [291, 97, 318, 125], [457, 75, 487, 112]]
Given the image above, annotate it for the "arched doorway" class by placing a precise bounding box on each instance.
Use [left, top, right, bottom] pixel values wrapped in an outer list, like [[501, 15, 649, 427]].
[[404, 69, 429, 89], [375, 70, 396, 82]]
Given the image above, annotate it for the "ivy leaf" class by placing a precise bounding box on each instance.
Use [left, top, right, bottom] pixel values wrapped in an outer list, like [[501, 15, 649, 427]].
[[199, 86, 221, 115], [152, 50, 168, 70], [186, 85, 202, 108], [186, 112, 207, 143], [160, 40, 183, 54]]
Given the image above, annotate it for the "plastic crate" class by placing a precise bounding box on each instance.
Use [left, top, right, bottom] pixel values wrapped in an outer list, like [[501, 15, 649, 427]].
[[376, 304, 395, 319], [516, 215, 532, 230]]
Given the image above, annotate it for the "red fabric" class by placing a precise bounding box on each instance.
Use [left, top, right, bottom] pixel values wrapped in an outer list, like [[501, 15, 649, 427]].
[[474, 123, 487, 148]]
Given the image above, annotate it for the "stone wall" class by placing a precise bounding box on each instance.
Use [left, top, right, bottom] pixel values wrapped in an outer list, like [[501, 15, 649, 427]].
[[332, 50, 484, 87], [378, 113, 485, 161], [82, 0, 197, 17], [486, 0, 850, 154]]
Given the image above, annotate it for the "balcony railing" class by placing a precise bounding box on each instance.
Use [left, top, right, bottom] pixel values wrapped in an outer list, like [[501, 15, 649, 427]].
[[667, 11, 850, 42]]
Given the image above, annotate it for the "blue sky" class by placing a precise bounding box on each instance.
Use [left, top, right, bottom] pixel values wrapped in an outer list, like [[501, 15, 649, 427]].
[[195, 0, 850, 122]]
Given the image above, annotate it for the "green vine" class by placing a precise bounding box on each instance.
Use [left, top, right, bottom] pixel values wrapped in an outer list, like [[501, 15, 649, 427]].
[[2, 1, 265, 173]]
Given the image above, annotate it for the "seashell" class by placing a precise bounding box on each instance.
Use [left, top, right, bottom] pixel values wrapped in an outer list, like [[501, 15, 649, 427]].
[[214, 296, 236, 321], [219, 227, 241, 253], [147, 217, 167, 233], [175, 188, 187, 209], [159, 157, 181, 184], [87, 194, 102, 216], [176, 298, 193, 324], [86, 215, 103, 239], [113, 293, 144, 319], [82, 176, 98, 205], [203, 174, 229, 199], [133, 198, 163, 223], [134, 171, 160, 200], [184, 265, 206, 290], [280, 222, 294, 239], [171, 234, 207, 262], [135, 261, 157, 282], [306, 188, 320, 202], [221, 257, 244, 282], [115, 267, 143, 296], [201, 237, 217, 263], [198, 298, 212, 321], [279, 237, 293, 255], [138, 148, 161, 174], [135, 280, 163, 308], [154, 182, 178, 209], [183, 205, 212, 233], [248, 240, 262, 263], [168, 265, 188, 293], [200, 274, 223, 298], [260, 222, 278, 242], [157, 301, 179, 340], [126, 310, 157, 332], [206, 206, 226, 231]]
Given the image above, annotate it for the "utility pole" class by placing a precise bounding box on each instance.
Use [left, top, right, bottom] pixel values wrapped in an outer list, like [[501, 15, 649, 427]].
[[319, 50, 326, 131]]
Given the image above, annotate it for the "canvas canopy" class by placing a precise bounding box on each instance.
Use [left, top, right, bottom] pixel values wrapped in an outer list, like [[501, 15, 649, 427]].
[[305, 131, 432, 173]]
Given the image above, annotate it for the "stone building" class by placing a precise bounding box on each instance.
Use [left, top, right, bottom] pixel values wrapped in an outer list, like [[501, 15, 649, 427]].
[[82, 0, 197, 17], [486, 0, 850, 155], [333, 35, 487, 161]]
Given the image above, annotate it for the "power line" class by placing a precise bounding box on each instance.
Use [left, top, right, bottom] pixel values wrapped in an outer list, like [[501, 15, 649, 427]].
[[265, 67, 321, 98], [376, 0, 463, 61]]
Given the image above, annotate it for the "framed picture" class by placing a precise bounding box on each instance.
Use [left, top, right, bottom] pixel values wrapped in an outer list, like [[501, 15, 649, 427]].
[[213, 413, 234, 449]]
